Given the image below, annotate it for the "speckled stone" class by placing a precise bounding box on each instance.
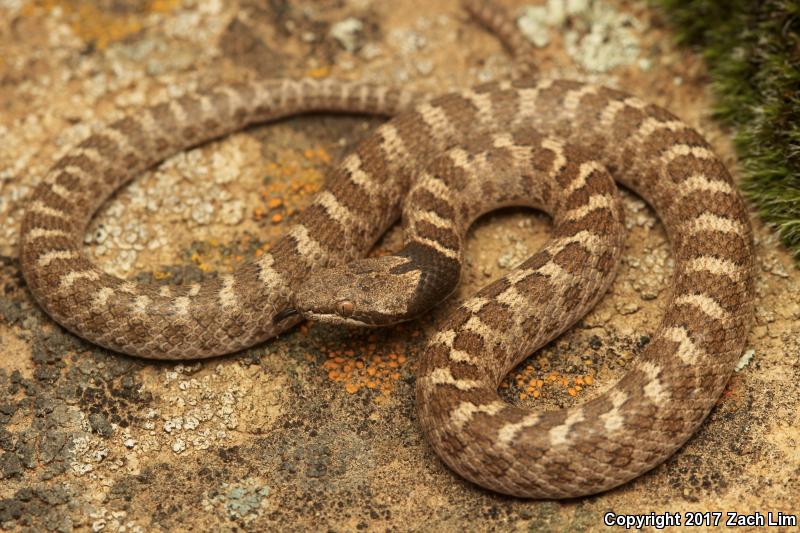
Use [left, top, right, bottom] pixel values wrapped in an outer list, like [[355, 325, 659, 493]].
[[0, 0, 798, 531]]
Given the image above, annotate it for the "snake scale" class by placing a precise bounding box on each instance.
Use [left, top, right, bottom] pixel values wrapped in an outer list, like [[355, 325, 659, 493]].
[[19, 1, 754, 498]]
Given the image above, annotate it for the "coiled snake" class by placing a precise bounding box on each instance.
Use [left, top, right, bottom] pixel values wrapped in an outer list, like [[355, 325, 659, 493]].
[[19, 1, 754, 498]]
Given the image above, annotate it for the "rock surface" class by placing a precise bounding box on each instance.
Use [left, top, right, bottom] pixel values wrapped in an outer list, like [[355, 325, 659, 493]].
[[0, 0, 797, 531]]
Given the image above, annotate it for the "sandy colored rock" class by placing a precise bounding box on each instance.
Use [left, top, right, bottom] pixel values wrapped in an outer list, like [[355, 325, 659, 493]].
[[0, 0, 797, 531]]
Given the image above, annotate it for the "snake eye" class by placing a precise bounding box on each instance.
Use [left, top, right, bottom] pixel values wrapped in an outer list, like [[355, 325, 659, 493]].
[[336, 300, 354, 317]]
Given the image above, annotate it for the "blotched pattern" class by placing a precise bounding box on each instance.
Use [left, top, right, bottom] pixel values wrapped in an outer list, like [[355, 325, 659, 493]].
[[19, 2, 754, 500], [414, 79, 753, 498], [290, 128, 623, 327]]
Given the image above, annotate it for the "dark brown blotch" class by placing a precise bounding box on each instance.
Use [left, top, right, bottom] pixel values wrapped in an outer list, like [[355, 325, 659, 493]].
[[553, 241, 593, 276], [405, 187, 456, 221], [612, 105, 649, 140], [556, 209, 619, 239], [512, 270, 549, 296], [679, 231, 750, 264], [476, 277, 511, 300], [476, 301, 513, 331], [149, 102, 179, 133], [666, 153, 730, 184], [412, 220, 460, 251], [331, 169, 384, 218], [442, 305, 475, 331]]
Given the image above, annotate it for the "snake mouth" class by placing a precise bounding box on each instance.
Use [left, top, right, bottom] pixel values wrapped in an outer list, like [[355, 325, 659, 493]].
[[273, 307, 299, 324]]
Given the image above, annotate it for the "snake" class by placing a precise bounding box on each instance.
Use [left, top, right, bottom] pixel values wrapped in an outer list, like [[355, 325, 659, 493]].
[[18, 1, 754, 498]]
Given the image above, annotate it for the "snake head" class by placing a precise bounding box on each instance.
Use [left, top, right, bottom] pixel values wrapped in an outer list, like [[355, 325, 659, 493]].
[[292, 256, 429, 327]]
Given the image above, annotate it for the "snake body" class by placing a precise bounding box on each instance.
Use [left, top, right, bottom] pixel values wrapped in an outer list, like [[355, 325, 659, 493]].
[[291, 126, 625, 329], [21, 79, 422, 358], [19, 5, 754, 499], [413, 81, 754, 497]]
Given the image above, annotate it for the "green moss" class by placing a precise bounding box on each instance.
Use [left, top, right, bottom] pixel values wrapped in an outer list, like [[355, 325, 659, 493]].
[[655, 0, 800, 259]]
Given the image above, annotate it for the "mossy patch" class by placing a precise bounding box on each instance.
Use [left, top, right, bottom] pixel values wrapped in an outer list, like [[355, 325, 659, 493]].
[[655, 0, 800, 260]]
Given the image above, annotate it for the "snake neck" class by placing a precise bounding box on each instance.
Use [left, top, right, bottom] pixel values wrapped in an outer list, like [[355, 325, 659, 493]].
[[392, 242, 462, 319]]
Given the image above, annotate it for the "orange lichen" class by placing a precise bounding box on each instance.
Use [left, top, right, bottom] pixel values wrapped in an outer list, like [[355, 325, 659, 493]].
[[252, 145, 332, 239], [306, 66, 331, 78], [503, 362, 597, 401], [149, 0, 179, 13], [28, 0, 180, 50], [315, 328, 420, 398]]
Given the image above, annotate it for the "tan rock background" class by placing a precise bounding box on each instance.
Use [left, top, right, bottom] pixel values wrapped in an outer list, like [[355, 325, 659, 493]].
[[0, 0, 797, 531]]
